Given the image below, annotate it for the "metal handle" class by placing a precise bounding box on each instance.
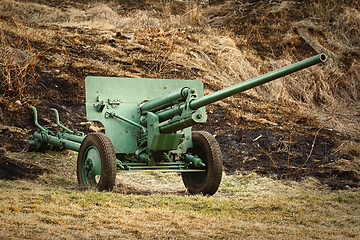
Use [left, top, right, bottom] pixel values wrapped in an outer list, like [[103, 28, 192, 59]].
[[30, 106, 48, 133], [50, 108, 74, 134]]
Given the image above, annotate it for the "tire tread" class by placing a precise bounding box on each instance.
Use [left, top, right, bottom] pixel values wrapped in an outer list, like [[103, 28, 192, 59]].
[[182, 131, 223, 195]]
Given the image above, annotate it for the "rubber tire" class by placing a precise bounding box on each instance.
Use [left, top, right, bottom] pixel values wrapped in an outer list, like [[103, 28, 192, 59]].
[[181, 131, 223, 195], [77, 133, 117, 191]]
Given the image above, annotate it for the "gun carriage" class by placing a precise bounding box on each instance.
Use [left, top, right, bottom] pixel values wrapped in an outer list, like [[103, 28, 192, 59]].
[[28, 54, 327, 195]]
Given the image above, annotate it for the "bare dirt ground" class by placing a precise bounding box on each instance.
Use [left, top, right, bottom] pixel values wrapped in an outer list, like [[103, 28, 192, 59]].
[[1, 0, 360, 191]]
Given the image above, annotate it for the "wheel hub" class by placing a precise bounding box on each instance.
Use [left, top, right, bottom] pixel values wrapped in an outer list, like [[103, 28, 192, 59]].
[[82, 146, 102, 186], [85, 158, 94, 178]]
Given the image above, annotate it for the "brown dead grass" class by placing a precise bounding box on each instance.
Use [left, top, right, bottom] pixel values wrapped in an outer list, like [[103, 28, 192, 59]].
[[0, 151, 359, 239], [2, 0, 359, 135], [0, 19, 40, 98]]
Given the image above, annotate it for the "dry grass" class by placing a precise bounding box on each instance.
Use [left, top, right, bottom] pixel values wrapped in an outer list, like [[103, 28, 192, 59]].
[[0, 20, 40, 98], [1, 170, 359, 239], [1, 151, 359, 239], [2, 0, 359, 127], [334, 140, 360, 158]]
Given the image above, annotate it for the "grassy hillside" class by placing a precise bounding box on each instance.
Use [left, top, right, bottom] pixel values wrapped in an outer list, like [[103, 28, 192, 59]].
[[1, 0, 359, 128]]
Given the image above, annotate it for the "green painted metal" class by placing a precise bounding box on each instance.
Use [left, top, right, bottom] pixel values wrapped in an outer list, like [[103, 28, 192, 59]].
[[51, 108, 74, 134], [32, 131, 81, 151], [182, 154, 206, 167], [56, 132, 84, 144], [190, 53, 327, 110], [85, 77, 205, 154], [105, 112, 146, 132], [28, 53, 326, 178], [30, 106, 47, 132], [28, 107, 85, 151], [146, 112, 182, 150], [118, 161, 206, 172], [159, 110, 206, 134], [156, 54, 327, 123], [140, 87, 190, 113]]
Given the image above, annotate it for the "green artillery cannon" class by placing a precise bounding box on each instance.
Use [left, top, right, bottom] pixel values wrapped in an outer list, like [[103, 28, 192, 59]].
[[28, 54, 327, 195]]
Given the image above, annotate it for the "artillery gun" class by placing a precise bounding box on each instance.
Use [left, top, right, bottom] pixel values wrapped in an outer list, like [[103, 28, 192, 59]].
[[28, 54, 327, 195]]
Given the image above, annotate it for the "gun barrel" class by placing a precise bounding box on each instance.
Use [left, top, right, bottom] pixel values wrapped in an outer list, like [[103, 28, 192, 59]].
[[157, 53, 327, 122], [190, 53, 326, 110]]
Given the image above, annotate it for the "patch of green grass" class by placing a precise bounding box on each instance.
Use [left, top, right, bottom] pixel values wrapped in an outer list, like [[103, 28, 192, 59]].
[[0, 181, 12, 189], [219, 172, 251, 195], [46, 151, 64, 157], [329, 190, 360, 204], [28, 151, 42, 158]]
